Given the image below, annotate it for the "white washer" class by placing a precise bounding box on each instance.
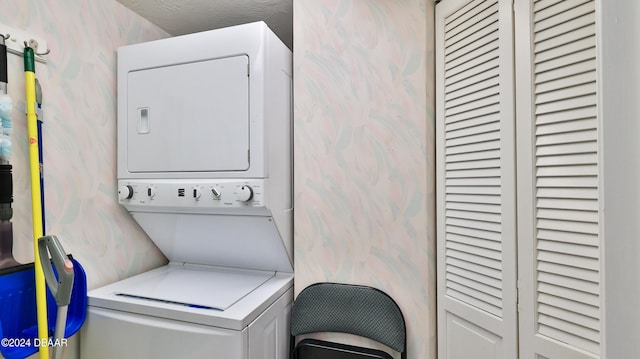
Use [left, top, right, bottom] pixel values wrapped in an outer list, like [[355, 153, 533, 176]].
[[83, 265, 293, 359], [81, 22, 293, 359]]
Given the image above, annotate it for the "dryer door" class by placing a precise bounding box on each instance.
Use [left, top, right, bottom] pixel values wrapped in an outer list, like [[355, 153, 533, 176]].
[[126, 55, 250, 173]]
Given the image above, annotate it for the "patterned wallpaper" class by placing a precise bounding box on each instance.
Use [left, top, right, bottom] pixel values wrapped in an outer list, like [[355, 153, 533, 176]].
[[0, 0, 436, 358], [0, 1, 169, 358], [293, 1, 436, 358]]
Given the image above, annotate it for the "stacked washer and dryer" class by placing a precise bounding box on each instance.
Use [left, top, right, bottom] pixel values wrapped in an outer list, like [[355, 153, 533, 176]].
[[81, 22, 293, 359]]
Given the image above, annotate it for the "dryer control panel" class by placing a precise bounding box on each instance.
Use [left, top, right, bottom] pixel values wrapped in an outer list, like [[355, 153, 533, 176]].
[[118, 179, 266, 212]]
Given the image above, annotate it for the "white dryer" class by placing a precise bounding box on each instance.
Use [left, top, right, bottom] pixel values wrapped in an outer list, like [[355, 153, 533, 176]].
[[81, 22, 293, 359]]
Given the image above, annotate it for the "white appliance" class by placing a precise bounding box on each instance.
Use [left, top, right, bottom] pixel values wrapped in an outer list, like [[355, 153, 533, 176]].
[[80, 22, 293, 359]]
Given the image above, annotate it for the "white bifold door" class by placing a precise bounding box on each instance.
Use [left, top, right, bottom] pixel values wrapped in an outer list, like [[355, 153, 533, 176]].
[[436, 0, 601, 358]]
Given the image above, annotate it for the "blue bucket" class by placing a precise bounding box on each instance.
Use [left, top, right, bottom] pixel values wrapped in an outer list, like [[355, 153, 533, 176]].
[[0, 258, 87, 359]]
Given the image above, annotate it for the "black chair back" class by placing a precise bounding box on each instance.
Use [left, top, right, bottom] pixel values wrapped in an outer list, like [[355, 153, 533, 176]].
[[290, 282, 406, 359]]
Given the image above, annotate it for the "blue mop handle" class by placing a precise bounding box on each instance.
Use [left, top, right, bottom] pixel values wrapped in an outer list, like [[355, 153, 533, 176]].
[[35, 79, 44, 234], [37, 117, 44, 234]]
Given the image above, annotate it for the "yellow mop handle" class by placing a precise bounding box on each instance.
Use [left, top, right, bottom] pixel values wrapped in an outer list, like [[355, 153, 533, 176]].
[[24, 47, 49, 359]]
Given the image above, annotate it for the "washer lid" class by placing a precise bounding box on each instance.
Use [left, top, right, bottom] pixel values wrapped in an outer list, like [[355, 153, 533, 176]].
[[115, 266, 274, 311]]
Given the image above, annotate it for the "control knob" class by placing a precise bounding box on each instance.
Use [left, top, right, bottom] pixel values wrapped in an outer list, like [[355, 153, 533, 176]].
[[118, 185, 134, 200], [236, 185, 253, 202], [211, 187, 222, 199], [193, 187, 202, 200]]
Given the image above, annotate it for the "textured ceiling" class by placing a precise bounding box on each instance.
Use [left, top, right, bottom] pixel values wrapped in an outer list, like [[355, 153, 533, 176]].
[[116, 0, 293, 49]]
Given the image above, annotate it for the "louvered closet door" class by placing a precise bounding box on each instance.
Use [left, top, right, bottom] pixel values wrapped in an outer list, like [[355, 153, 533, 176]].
[[515, 0, 600, 358], [435, 0, 518, 358]]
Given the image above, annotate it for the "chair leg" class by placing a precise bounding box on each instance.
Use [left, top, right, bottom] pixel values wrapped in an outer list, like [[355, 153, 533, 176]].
[[289, 335, 295, 359]]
